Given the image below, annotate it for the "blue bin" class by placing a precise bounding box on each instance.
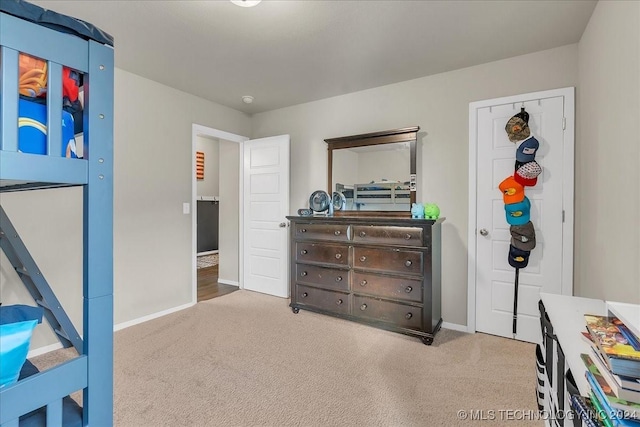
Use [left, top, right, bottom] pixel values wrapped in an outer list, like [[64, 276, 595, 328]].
[[0, 319, 39, 387]]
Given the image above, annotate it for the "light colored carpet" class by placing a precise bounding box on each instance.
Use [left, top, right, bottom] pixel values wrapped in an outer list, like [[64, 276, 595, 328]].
[[31, 290, 540, 426], [197, 253, 219, 269]]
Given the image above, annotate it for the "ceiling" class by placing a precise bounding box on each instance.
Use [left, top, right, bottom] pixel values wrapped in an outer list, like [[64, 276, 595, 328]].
[[31, 0, 597, 115]]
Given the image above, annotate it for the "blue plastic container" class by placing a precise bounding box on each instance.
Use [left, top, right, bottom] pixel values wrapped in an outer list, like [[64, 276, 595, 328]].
[[0, 319, 39, 387]]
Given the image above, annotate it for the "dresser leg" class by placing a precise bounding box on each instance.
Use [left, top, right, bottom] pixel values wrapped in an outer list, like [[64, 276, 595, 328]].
[[292, 307, 300, 314], [422, 336, 434, 345]]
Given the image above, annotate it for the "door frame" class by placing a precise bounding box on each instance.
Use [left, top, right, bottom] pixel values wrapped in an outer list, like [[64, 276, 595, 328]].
[[466, 87, 575, 334], [191, 124, 249, 304]]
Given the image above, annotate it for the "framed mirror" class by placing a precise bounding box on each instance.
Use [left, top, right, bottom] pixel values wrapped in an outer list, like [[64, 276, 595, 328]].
[[326, 127, 418, 216]]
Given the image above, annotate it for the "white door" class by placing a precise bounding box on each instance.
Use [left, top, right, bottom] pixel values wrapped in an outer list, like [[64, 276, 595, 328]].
[[242, 135, 290, 298], [469, 88, 574, 344]]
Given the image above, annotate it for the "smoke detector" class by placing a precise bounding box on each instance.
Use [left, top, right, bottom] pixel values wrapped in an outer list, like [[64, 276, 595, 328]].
[[231, 0, 262, 7], [242, 96, 254, 104]]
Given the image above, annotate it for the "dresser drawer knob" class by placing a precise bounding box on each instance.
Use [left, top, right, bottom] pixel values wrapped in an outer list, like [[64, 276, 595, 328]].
[[405, 313, 413, 320], [302, 292, 308, 298], [359, 256, 367, 262], [335, 253, 342, 259], [360, 280, 367, 287], [334, 230, 341, 236], [335, 276, 343, 282], [359, 231, 366, 237], [300, 271, 307, 277], [301, 249, 308, 255], [405, 234, 412, 240], [405, 260, 412, 267], [360, 304, 367, 311], [405, 286, 413, 293], [300, 228, 307, 233], [336, 299, 343, 305]]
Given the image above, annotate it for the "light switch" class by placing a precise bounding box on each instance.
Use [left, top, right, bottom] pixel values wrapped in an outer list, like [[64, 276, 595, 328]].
[[183, 202, 190, 214]]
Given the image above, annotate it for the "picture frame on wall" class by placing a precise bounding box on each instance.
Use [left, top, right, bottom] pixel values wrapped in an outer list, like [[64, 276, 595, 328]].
[[196, 151, 204, 180]]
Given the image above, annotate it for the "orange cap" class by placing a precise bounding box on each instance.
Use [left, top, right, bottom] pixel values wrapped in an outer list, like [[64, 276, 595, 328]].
[[499, 176, 525, 204]]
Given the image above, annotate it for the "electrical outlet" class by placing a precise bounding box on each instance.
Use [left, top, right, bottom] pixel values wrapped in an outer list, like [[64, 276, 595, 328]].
[[183, 203, 190, 214]]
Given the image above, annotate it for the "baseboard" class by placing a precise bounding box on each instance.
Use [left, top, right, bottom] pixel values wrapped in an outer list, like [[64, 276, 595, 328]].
[[114, 301, 195, 332], [28, 342, 65, 358], [441, 321, 469, 333], [28, 302, 195, 357], [217, 278, 240, 287], [197, 250, 219, 256]]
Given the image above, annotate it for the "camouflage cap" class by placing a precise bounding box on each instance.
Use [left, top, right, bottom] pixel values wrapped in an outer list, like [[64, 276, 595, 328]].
[[505, 116, 530, 143]]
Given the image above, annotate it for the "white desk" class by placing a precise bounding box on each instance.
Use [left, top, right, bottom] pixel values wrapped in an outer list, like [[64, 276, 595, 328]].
[[540, 293, 608, 395], [539, 293, 640, 427]]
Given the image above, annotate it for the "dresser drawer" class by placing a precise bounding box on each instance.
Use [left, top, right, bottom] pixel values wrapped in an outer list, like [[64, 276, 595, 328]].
[[353, 247, 423, 275], [352, 271, 422, 303], [353, 295, 422, 329], [295, 264, 349, 291], [296, 285, 349, 315], [294, 222, 350, 242], [295, 242, 349, 266], [351, 225, 424, 247]]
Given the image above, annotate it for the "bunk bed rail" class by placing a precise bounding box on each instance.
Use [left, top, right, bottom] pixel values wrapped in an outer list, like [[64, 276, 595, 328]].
[[0, 356, 88, 426], [0, 11, 90, 189]]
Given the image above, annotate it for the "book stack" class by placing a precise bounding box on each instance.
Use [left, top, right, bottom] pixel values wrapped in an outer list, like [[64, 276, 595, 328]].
[[576, 314, 640, 426]]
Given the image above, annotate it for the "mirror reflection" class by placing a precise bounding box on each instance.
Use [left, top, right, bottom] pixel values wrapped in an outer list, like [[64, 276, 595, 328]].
[[332, 142, 411, 211]]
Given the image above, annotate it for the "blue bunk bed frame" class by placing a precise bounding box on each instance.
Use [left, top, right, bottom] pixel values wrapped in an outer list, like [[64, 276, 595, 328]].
[[0, 5, 113, 427]]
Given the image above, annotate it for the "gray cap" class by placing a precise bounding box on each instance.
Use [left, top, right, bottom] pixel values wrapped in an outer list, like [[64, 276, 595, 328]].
[[510, 221, 536, 251]]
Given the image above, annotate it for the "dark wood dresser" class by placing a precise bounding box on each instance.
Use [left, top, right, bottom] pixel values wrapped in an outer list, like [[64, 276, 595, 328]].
[[286, 216, 443, 345]]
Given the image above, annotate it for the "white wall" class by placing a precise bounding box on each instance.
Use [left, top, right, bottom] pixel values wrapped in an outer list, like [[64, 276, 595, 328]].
[[332, 149, 358, 191], [0, 187, 84, 349], [196, 135, 220, 197], [1, 68, 251, 349], [575, 0, 640, 303], [358, 149, 409, 184], [252, 45, 579, 326], [113, 69, 249, 324], [218, 139, 240, 284]]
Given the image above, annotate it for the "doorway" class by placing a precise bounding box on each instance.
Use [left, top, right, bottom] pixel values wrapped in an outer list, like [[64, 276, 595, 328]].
[[467, 87, 575, 343], [191, 124, 248, 303]]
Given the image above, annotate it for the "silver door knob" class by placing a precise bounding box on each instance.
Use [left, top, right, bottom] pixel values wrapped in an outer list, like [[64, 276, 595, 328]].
[[279, 222, 287, 228], [479, 229, 488, 236]]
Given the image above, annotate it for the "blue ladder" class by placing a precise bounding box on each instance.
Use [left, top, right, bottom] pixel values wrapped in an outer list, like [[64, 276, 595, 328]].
[[0, 205, 82, 352]]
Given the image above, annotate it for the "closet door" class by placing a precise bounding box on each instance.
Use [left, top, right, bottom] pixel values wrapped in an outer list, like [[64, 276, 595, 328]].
[[469, 87, 574, 344]]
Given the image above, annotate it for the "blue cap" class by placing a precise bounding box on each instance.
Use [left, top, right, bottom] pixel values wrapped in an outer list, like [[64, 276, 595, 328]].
[[516, 137, 539, 162], [508, 244, 530, 269], [505, 197, 531, 226]]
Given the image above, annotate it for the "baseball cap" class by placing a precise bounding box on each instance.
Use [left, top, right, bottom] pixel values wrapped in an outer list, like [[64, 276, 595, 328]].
[[498, 176, 525, 204], [514, 161, 542, 187], [516, 136, 539, 162], [510, 221, 536, 251], [508, 244, 530, 269], [505, 116, 530, 143], [505, 196, 531, 226]]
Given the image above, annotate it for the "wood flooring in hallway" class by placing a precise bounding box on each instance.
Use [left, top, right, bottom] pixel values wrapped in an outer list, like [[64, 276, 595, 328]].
[[197, 265, 239, 302]]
